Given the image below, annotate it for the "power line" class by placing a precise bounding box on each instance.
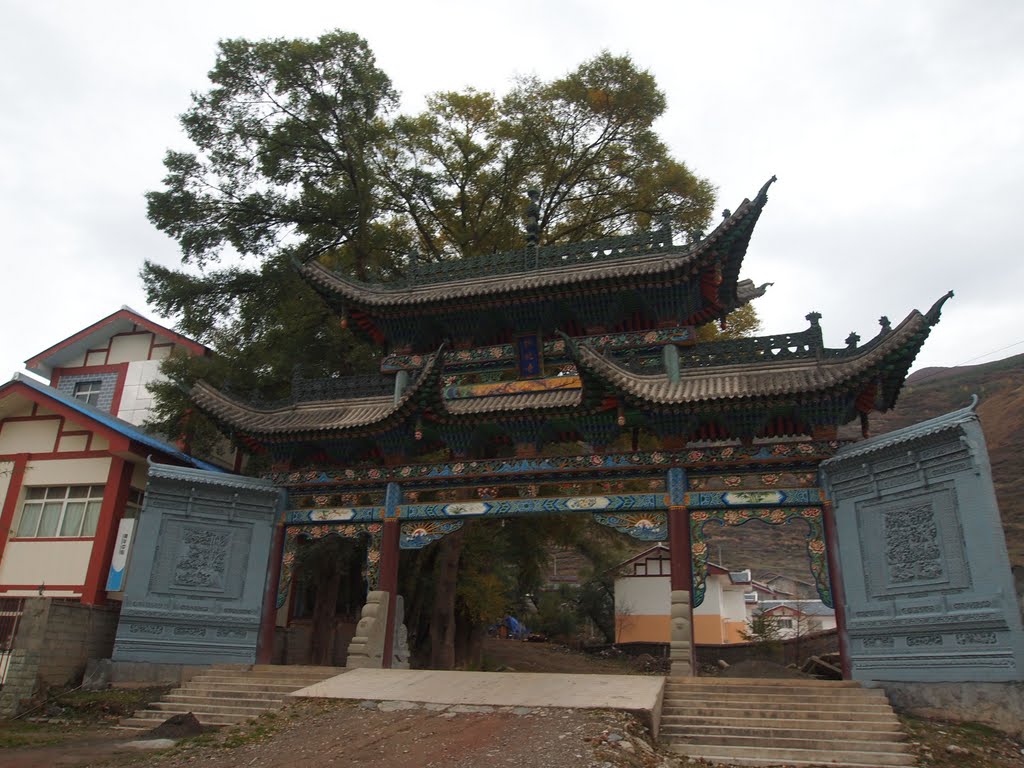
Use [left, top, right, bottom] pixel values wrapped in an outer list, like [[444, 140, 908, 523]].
[[910, 338, 1024, 387]]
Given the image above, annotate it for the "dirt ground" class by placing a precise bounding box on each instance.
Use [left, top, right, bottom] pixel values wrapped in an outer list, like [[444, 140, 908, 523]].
[[481, 636, 658, 674], [3, 700, 671, 768], [2, 641, 1022, 768]]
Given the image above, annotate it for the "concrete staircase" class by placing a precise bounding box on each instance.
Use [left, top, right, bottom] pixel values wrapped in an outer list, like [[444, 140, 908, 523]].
[[120, 664, 346, 731], [660, 677, 916, 767]]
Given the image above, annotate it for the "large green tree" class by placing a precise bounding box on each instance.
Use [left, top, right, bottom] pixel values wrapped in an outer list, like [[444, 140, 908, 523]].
[[145, 30, 727, 667], [145, 32, 716, 398]]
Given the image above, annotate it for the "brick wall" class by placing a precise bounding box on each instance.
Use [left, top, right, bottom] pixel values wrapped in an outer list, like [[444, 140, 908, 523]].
[[55, 372, 120, 413], [0, 598, 120, 715]]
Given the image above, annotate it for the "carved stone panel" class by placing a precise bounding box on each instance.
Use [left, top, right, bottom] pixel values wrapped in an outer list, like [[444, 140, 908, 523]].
[[112, 462, 283, 666], [148, 518, 250, 599], [821, 403, 1024, 683], [856, 484, 969, 600]]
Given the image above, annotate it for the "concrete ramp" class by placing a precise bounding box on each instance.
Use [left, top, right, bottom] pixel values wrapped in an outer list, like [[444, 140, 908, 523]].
[[292, 669, 664, 735]]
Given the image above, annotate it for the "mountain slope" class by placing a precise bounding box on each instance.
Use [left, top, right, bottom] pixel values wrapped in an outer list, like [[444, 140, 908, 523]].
[[871, 353, 1024, 566], [707, 353, 1024, 583]]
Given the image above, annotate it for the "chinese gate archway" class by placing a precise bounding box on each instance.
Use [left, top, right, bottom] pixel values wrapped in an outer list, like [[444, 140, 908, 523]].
[[186, 179, 957, 676]]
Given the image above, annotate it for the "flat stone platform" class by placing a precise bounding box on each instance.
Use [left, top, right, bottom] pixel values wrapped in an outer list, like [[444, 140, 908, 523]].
[[291, 669, 664, 734]]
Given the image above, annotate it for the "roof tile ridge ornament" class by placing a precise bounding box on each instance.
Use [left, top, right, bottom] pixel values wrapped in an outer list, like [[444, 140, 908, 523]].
[[525, 188, 541, 248], [756, 175, 778, 202], [925, 289, 955, 326]]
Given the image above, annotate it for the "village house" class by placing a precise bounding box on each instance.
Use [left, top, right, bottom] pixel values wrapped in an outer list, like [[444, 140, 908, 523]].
[[0, 308, 226, 700], [612, 544, 791, 645]]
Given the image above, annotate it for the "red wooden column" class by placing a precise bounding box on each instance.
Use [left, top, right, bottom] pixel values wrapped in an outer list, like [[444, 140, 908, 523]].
[[81, 457, 132, 605], [379, 482, 402, 669], [256, 521, 286, 664], [668, 506, 693, 593], [821, 498, 852, 679], [666, 467, 695, 673], [667, 467, 691, 591], [0, 454, 29, 567]]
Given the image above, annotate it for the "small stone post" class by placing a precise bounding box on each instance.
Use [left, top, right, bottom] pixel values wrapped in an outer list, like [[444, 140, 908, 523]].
[[346, 590, 390, 669], [670, 590, 694, 677]]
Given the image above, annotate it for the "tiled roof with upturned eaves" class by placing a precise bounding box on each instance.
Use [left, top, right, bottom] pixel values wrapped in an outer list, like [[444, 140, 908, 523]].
[[568, 295, 952, 408], [300, 178, 776, 312], [188, 293, 952, 443], [189, 347, 446, 439]]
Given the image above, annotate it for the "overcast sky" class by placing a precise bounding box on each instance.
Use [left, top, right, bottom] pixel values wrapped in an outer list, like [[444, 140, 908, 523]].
[[2, 1, 1022, 380]]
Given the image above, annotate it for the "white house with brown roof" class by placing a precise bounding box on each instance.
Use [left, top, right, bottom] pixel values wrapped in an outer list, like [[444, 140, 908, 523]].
[[613, 544, 786, 645]]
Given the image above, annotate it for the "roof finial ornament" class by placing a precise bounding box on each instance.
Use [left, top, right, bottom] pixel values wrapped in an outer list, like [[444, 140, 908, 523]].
[[722, 208, 731, 220], [925, 290, 955, 325], [845, 332, 860, 349], [805, 311, 822, 328], [879, 315, 891, 334], [525, 189, 541, 247], [653, 214, 673, 246]]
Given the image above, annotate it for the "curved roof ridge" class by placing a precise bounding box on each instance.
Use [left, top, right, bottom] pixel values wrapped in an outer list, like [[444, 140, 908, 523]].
[[299, 178, 774, 309], [189, 345, 446, 438], [567, 302, 940, 404]]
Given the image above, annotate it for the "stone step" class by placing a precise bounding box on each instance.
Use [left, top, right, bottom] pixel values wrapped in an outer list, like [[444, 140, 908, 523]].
[[122, 663, 345, 732], [199, 670, 343, 681], [670, 676, 863, 688], [667, 743, 916, 767], [665, 733, 909, 754], [662, 699, 893, 714], [179, 680, 315, 693], [660, 723, 906, 742], [250, 664, 346, 674], [659, 712, 901, 729], [664, 684, 886, 699], [164, 691, 289, 705], [191, 673, 332, 685]]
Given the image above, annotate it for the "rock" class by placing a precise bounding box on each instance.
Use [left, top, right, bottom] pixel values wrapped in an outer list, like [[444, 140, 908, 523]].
[[606, 732, 623, 743], [146, 712, 205, 739], [450, 704, 494, 714], [716, 659, 730, 670], [359, 700, 378, 710], [82, 659, 112, 691], [946, 744, 970, 755]]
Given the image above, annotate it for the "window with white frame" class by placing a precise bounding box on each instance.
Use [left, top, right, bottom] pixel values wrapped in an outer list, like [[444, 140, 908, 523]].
[[775, 617, 794, 629], [72, 380, 103, 406], [16, 486, 104, 538]]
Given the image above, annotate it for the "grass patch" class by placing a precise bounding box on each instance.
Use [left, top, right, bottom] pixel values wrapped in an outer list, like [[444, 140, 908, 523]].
[[52, 686, 172, 720], [0, 720, 74, 749], [216, 712, 284, 749]]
